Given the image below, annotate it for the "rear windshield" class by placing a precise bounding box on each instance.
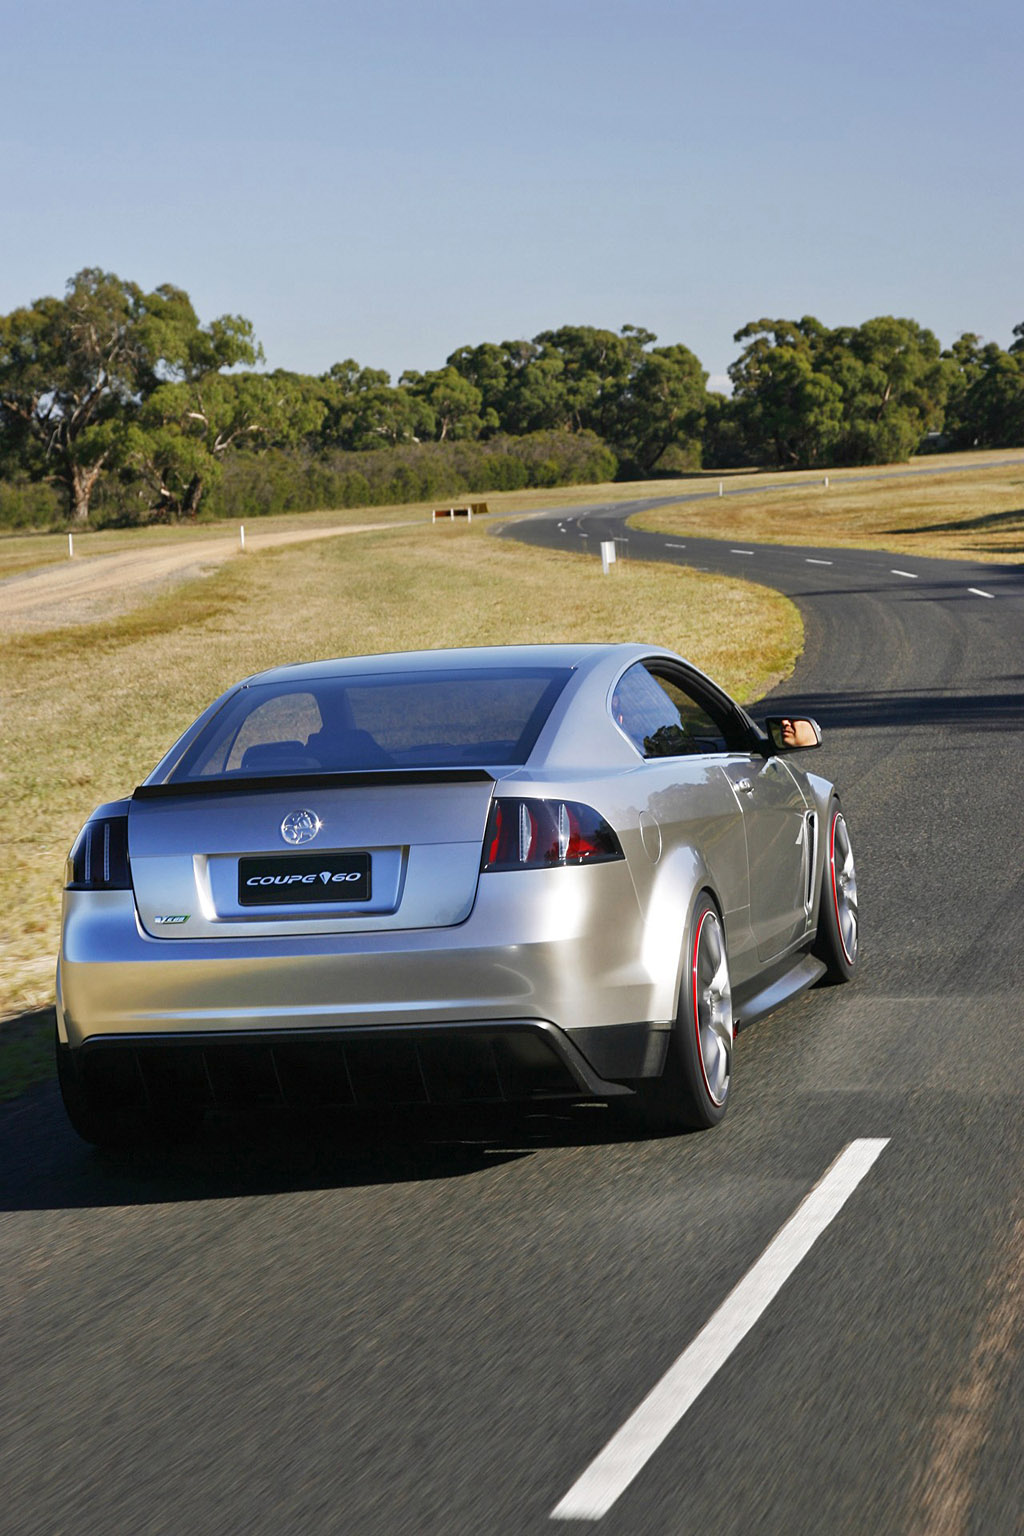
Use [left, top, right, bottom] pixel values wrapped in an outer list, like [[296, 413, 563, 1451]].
[[166, 667, 573, 780]]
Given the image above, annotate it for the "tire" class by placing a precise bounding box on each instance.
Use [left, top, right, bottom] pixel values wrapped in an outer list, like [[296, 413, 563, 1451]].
[[813, 803, 858, 983], [633, 894, 734, 1133]]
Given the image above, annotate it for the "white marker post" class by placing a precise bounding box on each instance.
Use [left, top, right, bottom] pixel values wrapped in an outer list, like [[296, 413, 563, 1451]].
[[718, 481, 724, 497], [240, 524, 245, 551], [600, 540, 616, 575], [68, 532, 74, 558]]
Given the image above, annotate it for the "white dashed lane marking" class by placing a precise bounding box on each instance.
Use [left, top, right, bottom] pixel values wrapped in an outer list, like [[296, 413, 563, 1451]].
[[730, 549, 755, 555], [968, 587, 995, 599], [551, 1139, 891, 1522], [891, 569, 919, 578], [805, 558, 833, 565]]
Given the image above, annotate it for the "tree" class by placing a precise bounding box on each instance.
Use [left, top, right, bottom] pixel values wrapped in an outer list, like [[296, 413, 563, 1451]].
[[531, 324, 646, 437], [446, 342, 515, 428], [729, 319, 843, 467], [612, 344, 708, 474], [399, 365, 496, 441], [943, 342, 1024, 448], [318, 361, 433, 451], [728, 314, 948, 466], [0, 269, 259, 520], [122, 371, 325, 518], [824, 316, 947, 463]]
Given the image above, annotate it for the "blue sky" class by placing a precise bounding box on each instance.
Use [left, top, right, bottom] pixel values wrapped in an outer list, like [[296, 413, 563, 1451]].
[[2, 0, 1020, 390]]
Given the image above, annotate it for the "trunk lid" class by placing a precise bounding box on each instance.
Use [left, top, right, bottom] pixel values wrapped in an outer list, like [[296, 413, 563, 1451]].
[[128, 770, 496, 939]]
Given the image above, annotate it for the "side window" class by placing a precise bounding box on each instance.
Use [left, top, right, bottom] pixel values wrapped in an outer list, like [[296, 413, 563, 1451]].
[[611, 664, 729, 757]]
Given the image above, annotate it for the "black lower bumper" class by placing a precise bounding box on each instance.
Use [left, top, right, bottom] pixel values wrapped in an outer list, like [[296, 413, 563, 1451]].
[[66, 1019, 657, 1115]]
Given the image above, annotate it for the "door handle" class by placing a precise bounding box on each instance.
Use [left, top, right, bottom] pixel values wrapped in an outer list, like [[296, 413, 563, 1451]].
[[736, 779, 753, 794]]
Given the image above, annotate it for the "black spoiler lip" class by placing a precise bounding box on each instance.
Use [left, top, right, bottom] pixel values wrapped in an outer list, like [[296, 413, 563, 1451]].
[[133, 768, 496, 800]]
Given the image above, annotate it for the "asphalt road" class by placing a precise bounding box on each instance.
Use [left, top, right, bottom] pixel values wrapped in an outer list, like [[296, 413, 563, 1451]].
[[4, 502, 1024, 1535]]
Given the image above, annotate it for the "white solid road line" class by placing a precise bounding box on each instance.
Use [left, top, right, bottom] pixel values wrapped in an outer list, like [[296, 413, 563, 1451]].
[[550, 1138, 891, 1522], [968, 587, 995, 599], [891, 569, 918, 578], [805, 558, 833, 565]]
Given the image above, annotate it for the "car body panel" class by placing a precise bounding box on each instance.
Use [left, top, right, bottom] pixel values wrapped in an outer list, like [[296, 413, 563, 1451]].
[[56, 643, 849, 1117]]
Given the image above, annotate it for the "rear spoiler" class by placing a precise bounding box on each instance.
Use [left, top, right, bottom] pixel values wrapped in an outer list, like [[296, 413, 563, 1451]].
[[133, 768, 495, 800]]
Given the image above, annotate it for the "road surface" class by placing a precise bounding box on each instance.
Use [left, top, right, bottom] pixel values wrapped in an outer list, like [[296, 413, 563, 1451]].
[[3, 500, 1024, 1534]]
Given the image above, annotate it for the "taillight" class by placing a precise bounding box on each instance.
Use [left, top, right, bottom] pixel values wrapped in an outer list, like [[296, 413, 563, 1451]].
[[65, 816, 131, 890], [482, 798, 623, 871]]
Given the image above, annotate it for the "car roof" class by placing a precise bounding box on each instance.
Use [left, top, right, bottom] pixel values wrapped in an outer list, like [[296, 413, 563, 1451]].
[[243, 643, 675, 687]]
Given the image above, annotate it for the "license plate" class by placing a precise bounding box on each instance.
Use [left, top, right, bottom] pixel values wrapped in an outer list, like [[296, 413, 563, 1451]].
[[238, 852, 371, 906]]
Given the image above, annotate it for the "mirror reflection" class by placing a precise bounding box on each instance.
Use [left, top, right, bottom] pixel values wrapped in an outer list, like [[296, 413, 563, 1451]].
[[765, 716, 822, 751]]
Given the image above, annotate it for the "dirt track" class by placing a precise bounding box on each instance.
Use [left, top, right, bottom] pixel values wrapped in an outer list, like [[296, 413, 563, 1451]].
[[0, 521, 411, 633]]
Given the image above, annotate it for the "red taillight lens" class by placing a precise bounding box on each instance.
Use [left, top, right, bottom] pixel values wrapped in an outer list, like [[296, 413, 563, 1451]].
[[481, 799, 623, 871], [65, 816, 131, 890]]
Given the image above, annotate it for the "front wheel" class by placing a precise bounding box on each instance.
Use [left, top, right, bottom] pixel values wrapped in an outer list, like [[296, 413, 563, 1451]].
[[813, 804, 858, 982], [633, 894, 734, 1133]]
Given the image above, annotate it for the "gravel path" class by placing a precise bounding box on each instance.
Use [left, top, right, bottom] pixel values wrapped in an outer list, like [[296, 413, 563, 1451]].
[[0, 521, 412, 632]]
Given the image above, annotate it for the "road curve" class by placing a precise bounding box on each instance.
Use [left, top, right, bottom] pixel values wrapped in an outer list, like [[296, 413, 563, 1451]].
[[3, 504, 1024, 1535]]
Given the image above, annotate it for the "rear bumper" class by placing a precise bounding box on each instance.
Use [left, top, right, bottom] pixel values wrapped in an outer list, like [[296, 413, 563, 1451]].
[[58, 1018, 665, 1115], [59, 863, 677, 1055]]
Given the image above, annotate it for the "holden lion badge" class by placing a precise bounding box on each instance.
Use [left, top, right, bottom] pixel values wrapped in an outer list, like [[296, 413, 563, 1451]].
[[280, 809, 322, 846]]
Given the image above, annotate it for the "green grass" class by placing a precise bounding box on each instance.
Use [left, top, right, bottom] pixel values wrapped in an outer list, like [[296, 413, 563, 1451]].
[[0, 518, 802, 1098]]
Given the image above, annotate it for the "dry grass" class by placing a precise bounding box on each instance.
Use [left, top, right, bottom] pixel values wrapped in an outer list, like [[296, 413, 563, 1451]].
[[0, 503, 421, 582], [0, 521, 801, 1031], [631, 452, 1024, 562]]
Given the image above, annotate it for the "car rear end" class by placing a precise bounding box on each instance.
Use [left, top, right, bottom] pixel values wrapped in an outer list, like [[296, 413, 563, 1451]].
[[56, 652, 660, 1137]]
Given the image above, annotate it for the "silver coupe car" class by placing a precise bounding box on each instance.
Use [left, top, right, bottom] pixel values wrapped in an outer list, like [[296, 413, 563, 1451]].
[[56, 643, 857, 1145]]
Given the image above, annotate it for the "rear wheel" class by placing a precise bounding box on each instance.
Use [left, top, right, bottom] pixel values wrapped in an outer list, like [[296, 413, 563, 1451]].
[[813, 804, 858, 982], [634, 894, 733, 1133]]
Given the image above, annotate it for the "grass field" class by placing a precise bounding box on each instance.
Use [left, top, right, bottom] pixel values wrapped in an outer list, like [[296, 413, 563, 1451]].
[[0, 519, 801, 1097], [630, 452, 1024, 561]]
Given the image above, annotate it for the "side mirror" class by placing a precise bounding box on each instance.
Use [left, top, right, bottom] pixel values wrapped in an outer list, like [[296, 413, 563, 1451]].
[[764, 716, 822, 752]]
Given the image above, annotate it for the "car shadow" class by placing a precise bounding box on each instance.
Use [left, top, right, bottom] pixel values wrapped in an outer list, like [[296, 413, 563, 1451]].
[[764, 675, 1024, 733], [0, 1080, 658, 1213]]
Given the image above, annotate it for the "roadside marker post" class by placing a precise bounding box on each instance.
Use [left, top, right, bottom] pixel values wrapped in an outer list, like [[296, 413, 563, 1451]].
[[68, 533, 74, 558], [601, 540, 617, 575], [240, 524, 245, 551]]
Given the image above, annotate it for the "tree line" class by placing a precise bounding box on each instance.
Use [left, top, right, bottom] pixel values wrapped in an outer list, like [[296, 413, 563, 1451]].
[[1, 269, 1021, 528]]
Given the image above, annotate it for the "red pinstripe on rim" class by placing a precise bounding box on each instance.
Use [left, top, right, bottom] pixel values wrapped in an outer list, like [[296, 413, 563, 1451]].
[[692, 908, 727, 1105], [830, 812, 856, 965]]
